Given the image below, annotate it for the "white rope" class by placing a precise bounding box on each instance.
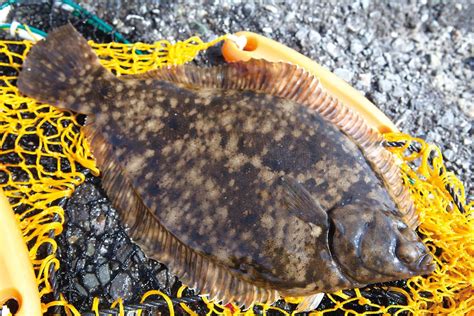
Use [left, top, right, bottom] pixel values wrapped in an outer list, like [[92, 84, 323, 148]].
[[227, 34, 247, 51]]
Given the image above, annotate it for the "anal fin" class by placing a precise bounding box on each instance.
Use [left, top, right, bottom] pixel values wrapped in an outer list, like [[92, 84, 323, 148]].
[[294, 293, 325, 312], [81, 123, 279, 307]]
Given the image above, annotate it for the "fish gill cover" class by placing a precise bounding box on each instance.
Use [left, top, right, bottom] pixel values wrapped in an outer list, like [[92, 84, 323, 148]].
[[0, 1, 472, 315]]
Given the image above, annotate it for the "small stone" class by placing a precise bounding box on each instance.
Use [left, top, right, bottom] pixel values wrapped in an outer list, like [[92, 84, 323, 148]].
[[295, 28, 309, 45], [264, 5, 278, 14], [463, 138, 472, 146], [378, 79, 393, 93], [393, 38, 414, 53], [262, 27, 272, 33], [109, 273, 133, 300], [98, 264, 111, 285], [334, 68, 354, 83], [359, 73, 372, 88], [346, 14, 364, 33], [91, 213, 107, 235], [284, 11, 295, 22], [326, 42, 340, 58], [75, 282, 88, 296], [350, 40, 364, 54], [440, 110, 454, 127], [308, 30, 321, 43], [375, 56, 386, 66], [189, 21, 209, 35], [443, 149, 455, 161], [428, 53, 441, 69], [360, 0, 370, 9], [156, 269, 170, 289], [392, 86, 405, 98], [463, 57, 474, 71], [83, 273, 100, 291], [86, 242, 95, 256], [242, 3, 255, 17]]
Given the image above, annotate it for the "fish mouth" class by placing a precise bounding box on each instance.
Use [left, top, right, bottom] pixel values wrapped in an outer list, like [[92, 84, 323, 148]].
[[415, 253, 436, 273]]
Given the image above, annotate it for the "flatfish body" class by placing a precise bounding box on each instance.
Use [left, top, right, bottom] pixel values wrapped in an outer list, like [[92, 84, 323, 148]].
[[18, 25, 435, 307]]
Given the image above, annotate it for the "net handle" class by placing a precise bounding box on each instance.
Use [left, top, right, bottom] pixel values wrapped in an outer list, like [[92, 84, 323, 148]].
[[0, 189, 42, 316], [222, 31, 398, 134]]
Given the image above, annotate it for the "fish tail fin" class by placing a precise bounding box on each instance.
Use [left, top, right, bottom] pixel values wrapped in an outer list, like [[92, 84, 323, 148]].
[[18, 24, 113, 115]]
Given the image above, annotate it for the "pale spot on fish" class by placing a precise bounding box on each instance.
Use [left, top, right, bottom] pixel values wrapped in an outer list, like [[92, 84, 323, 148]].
[[292, 129, 302, 138], [259, 168, 275, 183], [126, 155, 146, 176], [261, 213, 274, 229], [250, 156, 262, 169], [170, 98, 178, 109], [226, 153, 248, 172], [309, 222, 322, 238], [274, 129, 285, 141], [144, 149, 155, 158], [112, 111, 121, 120], [66, 95, 76, 104]]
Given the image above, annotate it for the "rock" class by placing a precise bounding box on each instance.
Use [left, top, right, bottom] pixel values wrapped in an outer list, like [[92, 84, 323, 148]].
[[440, 110, 455, 127], [242, 3, 255, 17], [156, 269, 171, 289], [109, 273, 133, 300], [346, 13, 364, 33], [359, 73, 372, 88], [308, 30, 321, 43], [443, 149, 455, 161], [393, 38, 414, 53], [464, 56, 474, 71], [83, 273, 100, 291], [98, 264, 111, 285], [86, 242, 95, 256], [392, 85, 405, 98], [75, 282, 88, 297], [350, 39, 364, 54], [374, 56, 386, 66], [428, 53, 442, 69], [264, 4, 278, 14], [326, 42, 340, 58], [295, 28, 309, 44], [378, 78, 393, 93], [334, 68, 354, 82]]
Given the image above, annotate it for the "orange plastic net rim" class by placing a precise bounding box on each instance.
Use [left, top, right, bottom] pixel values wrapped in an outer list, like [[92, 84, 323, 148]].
[[0, 36, 472, 315]]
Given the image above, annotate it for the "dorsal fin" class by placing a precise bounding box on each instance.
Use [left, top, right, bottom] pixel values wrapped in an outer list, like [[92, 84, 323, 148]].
[[121, 60, 418, 228], [82, 122, 279, 307]]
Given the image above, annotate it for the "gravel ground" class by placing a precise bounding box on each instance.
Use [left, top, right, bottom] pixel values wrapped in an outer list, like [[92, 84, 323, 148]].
[[4, 0, 473, 314]]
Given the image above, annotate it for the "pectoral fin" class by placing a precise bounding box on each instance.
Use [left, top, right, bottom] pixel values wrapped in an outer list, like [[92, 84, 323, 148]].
[[279, 175, 328, 226]]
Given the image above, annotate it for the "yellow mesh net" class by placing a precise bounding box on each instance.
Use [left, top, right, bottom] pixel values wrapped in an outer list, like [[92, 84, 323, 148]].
[[0, 35, 472, 316]]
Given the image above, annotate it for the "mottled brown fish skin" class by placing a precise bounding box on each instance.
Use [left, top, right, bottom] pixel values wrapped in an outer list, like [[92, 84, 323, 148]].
[[17, 25, 435, 304], [91, 77, 395, 293]]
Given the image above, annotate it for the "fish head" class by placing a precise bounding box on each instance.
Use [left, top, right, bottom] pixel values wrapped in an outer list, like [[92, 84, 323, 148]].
[[329, 203, 435, 285]]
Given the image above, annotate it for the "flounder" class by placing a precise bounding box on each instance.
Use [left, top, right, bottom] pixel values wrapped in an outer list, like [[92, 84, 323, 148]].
[[17, 25, 435, 308]]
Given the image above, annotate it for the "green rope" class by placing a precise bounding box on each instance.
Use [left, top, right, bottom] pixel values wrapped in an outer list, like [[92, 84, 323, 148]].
[[0, 0, 134, 46]]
